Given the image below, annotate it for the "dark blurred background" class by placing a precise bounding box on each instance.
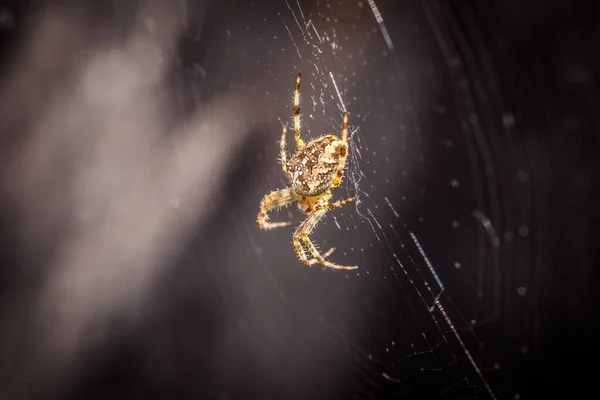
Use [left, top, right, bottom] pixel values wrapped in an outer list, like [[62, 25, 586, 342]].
[[0, 0, 597, 399]]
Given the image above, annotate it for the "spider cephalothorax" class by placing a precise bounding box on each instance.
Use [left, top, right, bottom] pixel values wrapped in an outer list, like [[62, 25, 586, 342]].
[[257, 73, 357, 270]]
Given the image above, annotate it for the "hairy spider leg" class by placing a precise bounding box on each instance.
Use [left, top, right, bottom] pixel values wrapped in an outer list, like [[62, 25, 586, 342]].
[[279, 124, 291, 180], [311, 196, 357, 212], [331, 112, 350, 189], [308, 247, 336, 264], [341, 112, 348, 142], [293, 73, 304, 148], [304, 193, 356, 267], [257, 187, 297, 230], [293, 203, 358, 270], [292, 224, 336, 266], [292, 208, 327, 265], [292, 191, 331, 261]]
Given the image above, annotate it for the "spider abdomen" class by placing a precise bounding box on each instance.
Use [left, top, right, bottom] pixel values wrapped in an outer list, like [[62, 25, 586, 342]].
[[287, 135, 345, 197]]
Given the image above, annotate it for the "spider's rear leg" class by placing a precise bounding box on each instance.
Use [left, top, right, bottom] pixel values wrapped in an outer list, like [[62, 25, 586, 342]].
[[294, 208, 358, 270], [292, 212, 335, 266], [292, 234, 313, 265], [306, 247, 336, 265], [257, 187, 297, 230]]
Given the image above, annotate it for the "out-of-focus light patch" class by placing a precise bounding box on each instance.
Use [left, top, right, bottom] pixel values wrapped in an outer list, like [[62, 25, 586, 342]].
[[0, 3, 253, 397]]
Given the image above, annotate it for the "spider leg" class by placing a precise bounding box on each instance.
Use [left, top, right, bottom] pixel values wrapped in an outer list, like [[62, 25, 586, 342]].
[[292, 229, 312, 264], [294, 208, 358, 270], [312, 196, 357, 212], [293, 209, 332, 266], [280, 124, 291, 180], [293, 73, 305, 148], [341, 112, 348, 143], [331, 113, 349, 189], [306, 247, 335, 265], [257, 187, 298, 230]]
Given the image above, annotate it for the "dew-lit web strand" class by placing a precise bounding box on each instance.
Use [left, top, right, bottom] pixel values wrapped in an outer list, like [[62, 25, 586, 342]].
[[367, 0, 394, 51], [306, 20, 323, 44], [342, 196, 429, 368], [306, 59, 320, 75], [283, 0, 307, 43], [374, 231, 440, 359], [294, 0, 307, 27], [384, 197, 400, 218], [382, 255, 456, 383], [388, 224, 490, 391], [365, 209, 381, 241], [329, 72, 347, 114], [410, 231, 445, 312], [391, 239, 481, 393], [391, 229, 438, 308], [278, 12, 302, 58], [400, 222, 495, 396], [364, 232, 418, 358], [284, 0, 323, 57], [410, 229, 498, 400], [391, 247, 449, 365], [436, 303, 496, 397], [356, 199, 450, 380]]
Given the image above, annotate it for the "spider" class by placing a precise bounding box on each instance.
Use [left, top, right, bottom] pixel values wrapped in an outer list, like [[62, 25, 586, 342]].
[[257, 73, 358, 270]]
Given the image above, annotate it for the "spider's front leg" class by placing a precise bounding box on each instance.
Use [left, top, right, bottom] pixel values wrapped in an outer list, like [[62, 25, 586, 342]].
[[257, 187, 298, 230], [279, 124, 292, 180], [293, 73, 305, 148]]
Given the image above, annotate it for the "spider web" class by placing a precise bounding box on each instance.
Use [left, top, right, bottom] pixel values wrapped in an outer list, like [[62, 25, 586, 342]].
[[224, 0, 507, 398]]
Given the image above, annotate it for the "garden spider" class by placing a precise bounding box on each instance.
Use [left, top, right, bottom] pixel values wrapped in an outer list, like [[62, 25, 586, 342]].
[[257, 73, 357, 270]]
